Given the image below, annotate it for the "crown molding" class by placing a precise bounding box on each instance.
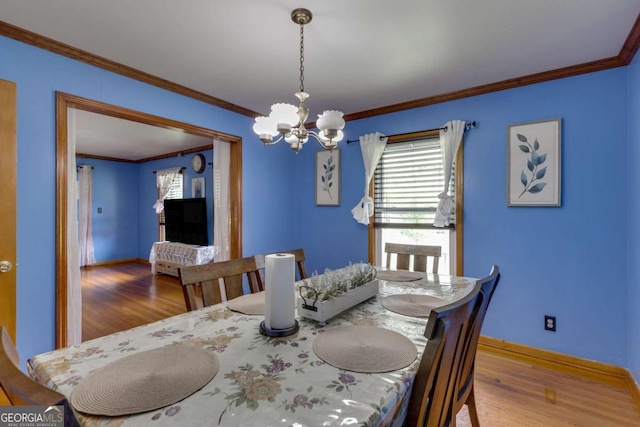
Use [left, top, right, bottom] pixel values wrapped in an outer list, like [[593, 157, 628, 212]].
[[346, 12, 640, 121], [620, 13, 640, 64], [0, 20, 259, 118], [344, 56, 626, 122]]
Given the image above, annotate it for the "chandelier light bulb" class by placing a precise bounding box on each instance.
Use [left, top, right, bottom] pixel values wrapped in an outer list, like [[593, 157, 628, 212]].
[[253, 116, 278, 140], [319, 129, 344, 146], [287, 137, 305, 152], [270, 103, 299, 133], [316, 110, 345, 133], [285, 133, 308, 145]]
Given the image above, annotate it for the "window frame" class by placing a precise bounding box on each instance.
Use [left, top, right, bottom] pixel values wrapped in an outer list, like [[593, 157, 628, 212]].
[[367, 130, 464, 275]]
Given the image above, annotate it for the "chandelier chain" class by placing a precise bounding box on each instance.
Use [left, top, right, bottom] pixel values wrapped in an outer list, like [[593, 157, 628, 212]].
[[299, 23, 305, 93]]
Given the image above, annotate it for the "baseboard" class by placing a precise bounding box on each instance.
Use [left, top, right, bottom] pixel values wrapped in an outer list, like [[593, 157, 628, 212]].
[[83, 258, 149, 268], [479, 336, 640, 415], [626, 371, 640, 417]]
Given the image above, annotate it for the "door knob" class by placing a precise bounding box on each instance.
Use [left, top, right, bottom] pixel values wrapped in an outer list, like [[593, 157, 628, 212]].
[[0, 261, 12, 273]]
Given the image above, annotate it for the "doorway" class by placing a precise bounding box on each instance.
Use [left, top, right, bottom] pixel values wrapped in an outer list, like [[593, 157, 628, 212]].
[[55, 92, 243, 348]]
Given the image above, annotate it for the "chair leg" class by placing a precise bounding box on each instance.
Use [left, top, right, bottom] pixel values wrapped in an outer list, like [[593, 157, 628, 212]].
[[466, 384, 481, 427]]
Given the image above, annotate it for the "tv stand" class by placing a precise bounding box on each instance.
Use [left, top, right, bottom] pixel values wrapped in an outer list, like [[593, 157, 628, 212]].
[[149, 241, 217, 277]]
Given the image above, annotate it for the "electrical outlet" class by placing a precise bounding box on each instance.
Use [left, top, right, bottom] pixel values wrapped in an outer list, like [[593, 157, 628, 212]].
[[545, 315, 556, 332]]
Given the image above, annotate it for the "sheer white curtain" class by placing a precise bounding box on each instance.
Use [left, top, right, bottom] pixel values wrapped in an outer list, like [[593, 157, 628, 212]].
[[77, 166, 96, 267], [434, 120, 466, 227], [153, 167, 183, 213], [66, 109, 82, 345], [213, 139, 231, 301], [213, 139, 231, 261], [351, 132, 388, 225]]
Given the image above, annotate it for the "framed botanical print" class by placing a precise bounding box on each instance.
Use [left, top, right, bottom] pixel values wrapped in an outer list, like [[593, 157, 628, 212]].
[[315, 149, 340, 206], [507, 118, 561, 206]]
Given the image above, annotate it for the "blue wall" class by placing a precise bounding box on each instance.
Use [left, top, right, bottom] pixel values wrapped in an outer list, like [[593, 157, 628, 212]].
[[296, 68, 630, 367], [1, 35, 297, 362], [628, 55, 640, 383]]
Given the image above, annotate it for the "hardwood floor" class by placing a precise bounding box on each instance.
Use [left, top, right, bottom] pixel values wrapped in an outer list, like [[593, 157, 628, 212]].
[[456, 350, 640, 426], [81, 261, 186, 341], [81, 261, 640, 425]]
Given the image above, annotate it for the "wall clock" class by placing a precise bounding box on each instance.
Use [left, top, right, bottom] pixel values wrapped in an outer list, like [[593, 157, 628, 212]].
[[191, 153, 206, 174]]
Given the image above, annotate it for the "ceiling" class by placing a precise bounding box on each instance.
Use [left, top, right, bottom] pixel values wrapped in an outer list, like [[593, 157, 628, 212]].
[[2, 1, 640, 160], [74, 110, 212, 162]]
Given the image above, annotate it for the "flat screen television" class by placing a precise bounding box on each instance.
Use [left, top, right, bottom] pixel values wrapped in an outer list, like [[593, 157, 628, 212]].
[[164, 198, 209, 246]]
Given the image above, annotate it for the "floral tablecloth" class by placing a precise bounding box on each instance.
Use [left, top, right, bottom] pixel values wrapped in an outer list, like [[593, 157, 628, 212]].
[[28, 273, 475, 427]]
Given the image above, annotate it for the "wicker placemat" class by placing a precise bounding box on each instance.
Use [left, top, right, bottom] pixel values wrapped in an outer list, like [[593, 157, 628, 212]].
[[381, 294, 449, 317], [70, 346, 218, 416], [375, 269, 424, 282], [227, 291, 265, 315], [312, 325, 417, 373]]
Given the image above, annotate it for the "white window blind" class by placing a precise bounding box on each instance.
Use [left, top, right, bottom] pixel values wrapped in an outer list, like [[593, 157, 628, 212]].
[[164, 174, 183, 200], [373, 137, 455, 229]]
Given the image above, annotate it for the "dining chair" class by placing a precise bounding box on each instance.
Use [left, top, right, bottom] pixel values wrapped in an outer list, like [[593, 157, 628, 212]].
[[452, 265, 500, 427], [405, 281, 481, 427], [254, 248, 308, 291], [385, 243, 442, 273], [0, 326, 80, 426], [178, 256, 262, 311]]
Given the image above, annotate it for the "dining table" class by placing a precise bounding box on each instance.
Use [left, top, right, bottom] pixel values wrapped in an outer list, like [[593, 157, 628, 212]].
[[27, 271, 476, 427]]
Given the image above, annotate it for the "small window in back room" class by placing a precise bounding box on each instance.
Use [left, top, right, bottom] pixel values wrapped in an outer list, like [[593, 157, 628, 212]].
[[158, 173, 184, 241]]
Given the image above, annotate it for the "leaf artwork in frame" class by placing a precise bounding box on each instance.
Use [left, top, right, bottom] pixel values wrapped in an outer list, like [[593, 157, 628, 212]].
[[321, 154, 336, 199], [516, 133, 548, 198], [316, 149, 341, 206], [507, 119, 561, 206]]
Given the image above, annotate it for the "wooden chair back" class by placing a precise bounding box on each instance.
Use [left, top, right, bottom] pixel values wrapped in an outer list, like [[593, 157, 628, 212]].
[[405, 282, 481, 427], [254, 248, 308, 291], [178, 257, 261, 311], [385, 243, 442, 273], [0, 327, 80, 426], [453, 265, 501, 426]]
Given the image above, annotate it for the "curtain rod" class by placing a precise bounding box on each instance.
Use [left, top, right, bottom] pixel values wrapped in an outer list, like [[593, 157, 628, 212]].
[[76, 165, 93, 170], [346, 120, 476, 144], [153, 167, 185, 174]]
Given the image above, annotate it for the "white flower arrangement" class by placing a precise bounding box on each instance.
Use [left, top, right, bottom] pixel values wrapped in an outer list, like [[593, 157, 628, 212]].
[[299, 263, 377, 302]]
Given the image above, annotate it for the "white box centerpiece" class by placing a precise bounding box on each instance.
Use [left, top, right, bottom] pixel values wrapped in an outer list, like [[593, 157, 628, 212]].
[[297, 263, 379, 325]]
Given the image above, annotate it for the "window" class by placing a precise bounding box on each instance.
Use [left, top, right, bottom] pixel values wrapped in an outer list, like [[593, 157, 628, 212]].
[[371, 131, 462, 274], [158, 173, 184, 241]]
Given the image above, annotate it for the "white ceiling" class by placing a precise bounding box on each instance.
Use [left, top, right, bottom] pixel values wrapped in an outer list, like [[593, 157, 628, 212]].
[[2, 1, 639, 159], [74, 110, 212, 162]]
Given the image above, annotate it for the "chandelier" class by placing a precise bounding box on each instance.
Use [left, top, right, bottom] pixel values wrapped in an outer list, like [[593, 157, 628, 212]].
[[253, 8, 345, 153]]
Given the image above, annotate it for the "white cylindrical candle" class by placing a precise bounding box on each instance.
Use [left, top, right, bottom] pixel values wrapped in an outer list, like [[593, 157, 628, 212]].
[[264, 253, 296, 330]]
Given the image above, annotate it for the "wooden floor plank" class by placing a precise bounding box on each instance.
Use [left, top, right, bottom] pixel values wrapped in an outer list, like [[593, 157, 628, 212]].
[[81, 261, 186, 341], [82, 261, 640, 426], [456, 351, 640, 426]]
